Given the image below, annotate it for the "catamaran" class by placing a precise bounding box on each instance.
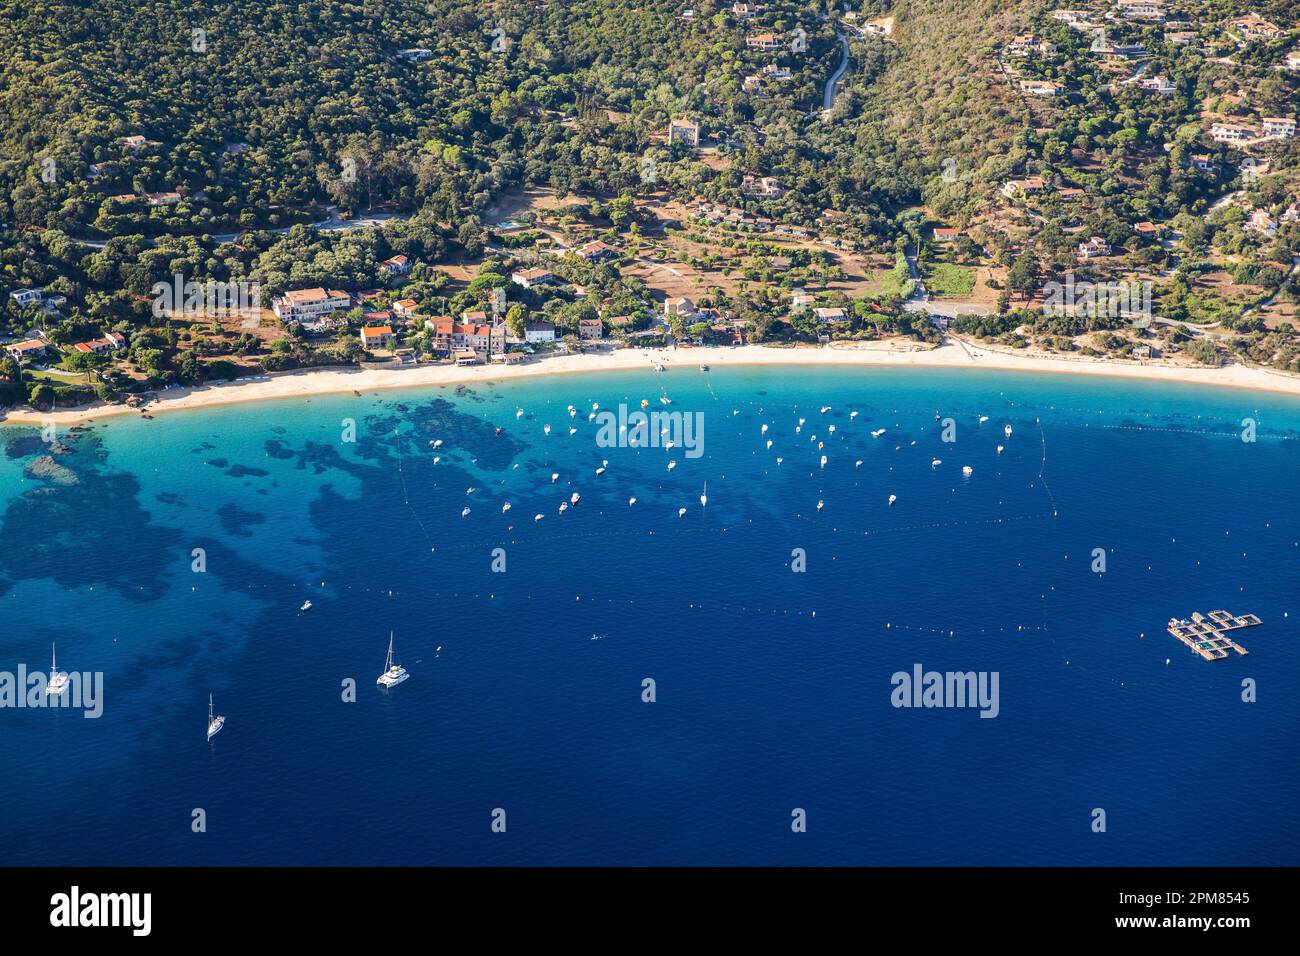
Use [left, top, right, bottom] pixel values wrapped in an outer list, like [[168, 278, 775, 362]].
[[377, 633, 409, 688], [207, 693, 225, 740], [46, 643, 68, 697]]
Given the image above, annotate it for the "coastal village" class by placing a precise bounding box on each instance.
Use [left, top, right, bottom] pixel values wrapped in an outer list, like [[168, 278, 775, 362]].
[[0, 0, 1297, 412]]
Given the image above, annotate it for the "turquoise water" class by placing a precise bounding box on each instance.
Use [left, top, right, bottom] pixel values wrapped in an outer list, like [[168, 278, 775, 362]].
[[1, 365, 1297, 865]]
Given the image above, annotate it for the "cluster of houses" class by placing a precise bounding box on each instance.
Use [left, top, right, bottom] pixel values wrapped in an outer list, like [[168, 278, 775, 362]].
[[689, 202, 813, 239], [9, 277, 145, 370], [1208, 117, 1297, 147]]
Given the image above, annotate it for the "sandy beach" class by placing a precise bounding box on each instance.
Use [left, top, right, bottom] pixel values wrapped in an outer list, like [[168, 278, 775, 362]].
[[5, 339, 1300, 426]]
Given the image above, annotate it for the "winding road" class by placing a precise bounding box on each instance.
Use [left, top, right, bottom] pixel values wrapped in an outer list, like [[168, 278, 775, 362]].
[[822, 34, 851, 112]]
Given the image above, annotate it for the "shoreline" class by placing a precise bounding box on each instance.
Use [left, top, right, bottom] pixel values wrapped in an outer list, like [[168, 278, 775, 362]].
[[5, 340, 1300, 426]]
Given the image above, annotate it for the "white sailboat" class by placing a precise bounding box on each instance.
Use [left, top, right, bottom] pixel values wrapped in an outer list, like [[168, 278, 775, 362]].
[[207, 693, 225, 740], [376, 632, 409, 688], [46, 643, 68, 697], [700, 481, 708, 508]]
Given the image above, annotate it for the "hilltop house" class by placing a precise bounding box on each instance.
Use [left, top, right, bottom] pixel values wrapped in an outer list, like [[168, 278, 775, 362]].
[[1077, 236, 1112, 258], [1210, 123, 1256, 145], [576, 240, 619, 263], [732, 2, 759, 17], [1020, 80, 1062, 97], [933, 227, 962, 241], [746, 33, 782, 51], [1261, 117, 1296, 140], [742, 175, 783, 197], [1231, 17, 1282, 42], [272, 288, 352, 323], [1001, 177, 1046, 198], [1140, 76, 1177, 94], [668, 118, 700, 148], [1164, 31, 1196, 45], [1006, 34, 1056, 57], [8, 288, 42, 307], [121, 135, 149, 150], [1116, 0, 1163, 21], [1191, 154, 1219, 172], [1246, 209, 1278, 237], [742, 74, 762, 93], [378, 255, 410, 277], [146, 191, 182, 206], [511, 268, 556, 289]]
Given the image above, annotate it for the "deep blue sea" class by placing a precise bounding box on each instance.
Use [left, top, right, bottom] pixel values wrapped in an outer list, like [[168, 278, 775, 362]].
[[1, 364, 1297, 865]]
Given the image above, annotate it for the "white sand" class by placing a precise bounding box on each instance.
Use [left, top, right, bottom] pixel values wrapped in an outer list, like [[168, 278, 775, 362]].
[[5, 339, 1300, 426]]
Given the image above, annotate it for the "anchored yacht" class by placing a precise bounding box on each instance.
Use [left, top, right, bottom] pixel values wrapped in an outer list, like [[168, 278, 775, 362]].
[[377, 633, 409, 688]]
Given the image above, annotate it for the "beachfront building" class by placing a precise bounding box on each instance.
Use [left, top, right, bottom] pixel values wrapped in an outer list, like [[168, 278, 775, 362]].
[[524, 321, 556, 343], [71, 333, 125, 356], [578, 318, 603, 342], [360, 325, 395, 350], [664, 297, 697, 319], [272, 287, 353, 323], [813, 307, 848, 323]]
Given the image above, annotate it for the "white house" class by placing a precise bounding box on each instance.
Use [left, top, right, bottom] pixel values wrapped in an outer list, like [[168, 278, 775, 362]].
[[1261, 117, 1296, 140], [1078, 236, 1112, 258], [1210, 123, 1255, 145], [511, 268, 556, 289], [378, 255, 411, 277], [4, 339, 47, 361], [1140, 76, 1176, 94], [8, 289, 42, 307], [524, 321, 556, 343], [272, 288, 353, 322], [1116, 0, 1163, 21]]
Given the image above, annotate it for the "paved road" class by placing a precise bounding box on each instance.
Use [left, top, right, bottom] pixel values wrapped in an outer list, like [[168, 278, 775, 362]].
[[822, 34, 851, 112]]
